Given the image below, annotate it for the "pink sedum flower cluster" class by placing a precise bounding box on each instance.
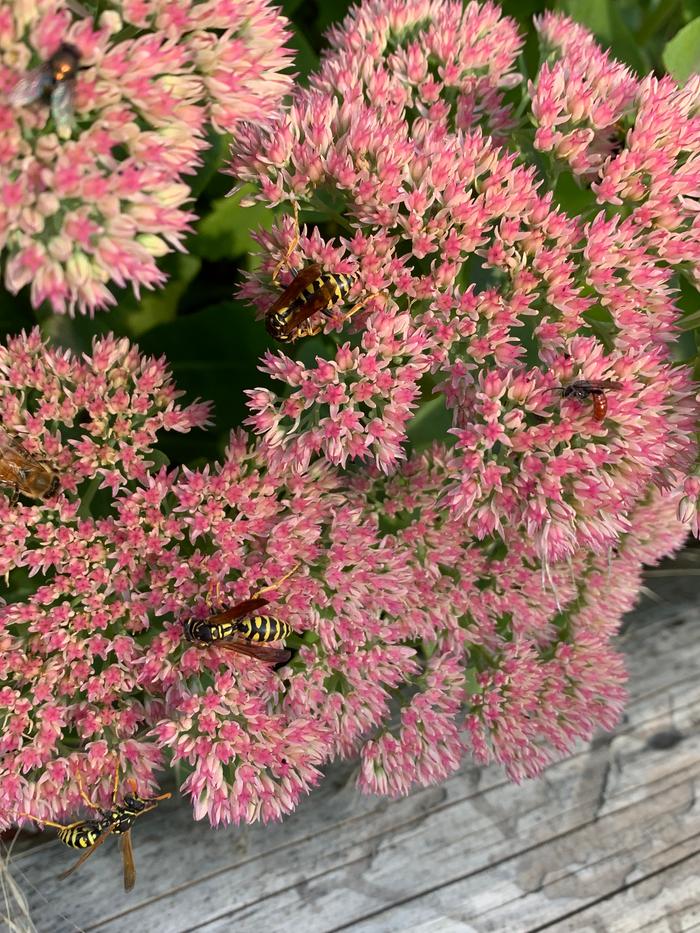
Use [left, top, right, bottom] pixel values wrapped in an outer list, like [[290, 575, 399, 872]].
[[227, 0, 698, 789], [0, 0, 292, 315], [3, 0, 700, 832]]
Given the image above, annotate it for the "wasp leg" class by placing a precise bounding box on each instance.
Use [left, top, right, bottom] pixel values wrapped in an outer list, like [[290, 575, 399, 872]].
[[341, 290, 388, 326], [75, 774, 104, 813], [204, 576, 227, 613], [111, 757, 121, 806], [251, 564, 300, 600], [16, 813, 78, 832], [270, 202, 300, 286]]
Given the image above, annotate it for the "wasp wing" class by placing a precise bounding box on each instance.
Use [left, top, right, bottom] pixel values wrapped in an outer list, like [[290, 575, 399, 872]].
[[573, 380, 622, 392], [216, 640, 292, 666], [207, 597, 270, 624], [9, 67, 52, 106], [120, 830, 136, 892], [282, 290, 336, 333], [51, 81, 75, 138], [265, 264, 323, 317], [58, 826, 113, 881], [595, 380, 622, 390]]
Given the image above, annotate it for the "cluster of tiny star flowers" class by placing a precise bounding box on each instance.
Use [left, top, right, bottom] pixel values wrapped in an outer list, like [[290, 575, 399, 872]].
[[3, 0, 700, 833], [354, 450, 687, 790], [227, 0, 698, 791], [0, 0, 292, 315], [0, 332, 440, 828]]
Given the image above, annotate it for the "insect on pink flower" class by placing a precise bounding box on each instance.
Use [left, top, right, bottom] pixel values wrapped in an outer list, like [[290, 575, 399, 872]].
[[4, 0, 700, 838], [0, 0, 293, 315]]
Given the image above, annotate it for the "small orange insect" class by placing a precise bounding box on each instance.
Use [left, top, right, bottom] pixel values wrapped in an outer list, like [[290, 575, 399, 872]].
[[558, 380, 621, 422]]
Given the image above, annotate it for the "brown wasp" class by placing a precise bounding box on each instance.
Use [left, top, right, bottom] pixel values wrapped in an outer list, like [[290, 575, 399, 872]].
[[183, 566, 298, 666], [557, 380, 622, 422], [263, 204, 382, 344], [265, 264, 358, 344], [0, 426, 59, 502], [17, 761, 170, 891], [9, 42, 81, 138]]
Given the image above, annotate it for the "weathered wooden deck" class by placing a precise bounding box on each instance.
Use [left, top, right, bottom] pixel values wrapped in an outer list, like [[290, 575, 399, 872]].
[[4, 555, 700, 933]]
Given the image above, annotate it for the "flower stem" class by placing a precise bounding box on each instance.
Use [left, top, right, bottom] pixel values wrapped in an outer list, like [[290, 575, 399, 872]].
[[77, 475, 102, 518]]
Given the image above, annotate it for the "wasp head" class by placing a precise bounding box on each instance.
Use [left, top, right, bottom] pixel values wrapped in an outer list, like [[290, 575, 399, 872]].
[[183, 618, 212, 644]]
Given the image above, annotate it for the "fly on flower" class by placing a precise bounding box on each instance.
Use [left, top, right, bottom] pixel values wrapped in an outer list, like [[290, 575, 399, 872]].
[[183, 566, 298, 666], [0, 426, 59, 501], [9, 43, 81, 138], [557, 380, 622, 421], [17, 762, 170, 892]]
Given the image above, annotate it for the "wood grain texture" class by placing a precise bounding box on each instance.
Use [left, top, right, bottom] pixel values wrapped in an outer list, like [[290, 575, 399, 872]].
[[6, 571, 700, 933]]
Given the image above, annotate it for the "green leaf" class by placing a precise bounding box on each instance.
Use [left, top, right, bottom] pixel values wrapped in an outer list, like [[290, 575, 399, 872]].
[[315, 0, 354, 31], [124, 255, 201, 337], [662, 17, 700, 82], [671, 327, 698, 363], [136, 299, 276, 463], [41, 311, 118, 355], [189, 129, 230, 199], [406, 394, 454, 450], [677, 272, 700, 330], [683, 0, 700, 22], [189, 185, 274, 265], [463, 666, 481, 697], [289, 24, 319, 83], [562, 0, 648, 73]]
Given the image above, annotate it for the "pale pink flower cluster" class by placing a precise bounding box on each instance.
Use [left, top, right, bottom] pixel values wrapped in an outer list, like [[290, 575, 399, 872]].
[[232, 0, 696, 551], [228, 0, 697, 785], [0, 0, 292, 315], [0, 333, 438, 826], [4, 0, 700, 830], [0, 329, 209, 819], [348, 450, 688, 790], [531, 12, 638, 177], [121, 0, 292, 132]]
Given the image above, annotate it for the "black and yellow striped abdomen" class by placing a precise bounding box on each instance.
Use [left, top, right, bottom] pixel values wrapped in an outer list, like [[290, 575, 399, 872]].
[[266, 270, 356, 343], [58, 820, 105, 849], [285, 272, 354, 317], [236, 615, 292, 643], [185, 615, 291, 644]]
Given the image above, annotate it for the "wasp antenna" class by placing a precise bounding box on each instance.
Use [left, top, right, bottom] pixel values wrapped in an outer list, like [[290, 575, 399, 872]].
[[270, 201, 301, 285]]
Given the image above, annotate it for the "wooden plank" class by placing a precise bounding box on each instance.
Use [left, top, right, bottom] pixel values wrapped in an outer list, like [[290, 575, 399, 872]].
[[169, 744, 700, 932], [71, 681, 700, 931], [8, 574, 700, 932], [541, 851, 700, 932]]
